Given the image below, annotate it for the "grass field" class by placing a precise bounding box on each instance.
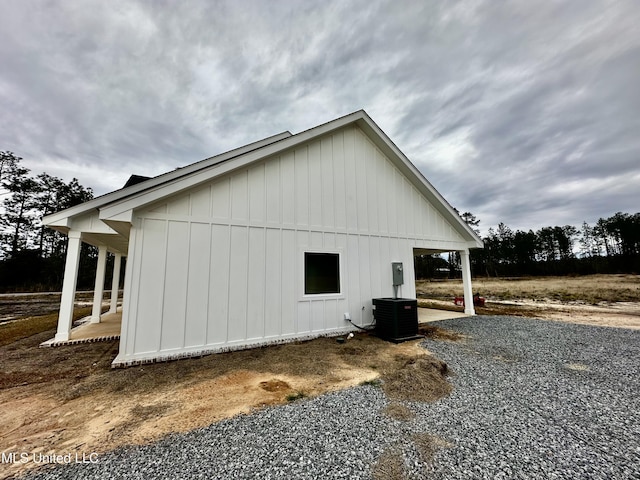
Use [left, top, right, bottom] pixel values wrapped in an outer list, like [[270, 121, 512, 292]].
[[416, 274, 640, 304], [0, 307, 93, 347]]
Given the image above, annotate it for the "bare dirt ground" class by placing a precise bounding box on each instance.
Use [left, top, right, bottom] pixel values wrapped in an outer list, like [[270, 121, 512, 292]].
[[2, 274, 639, 478], [0, 322, 449, 479], [416, 274, 640, 330]]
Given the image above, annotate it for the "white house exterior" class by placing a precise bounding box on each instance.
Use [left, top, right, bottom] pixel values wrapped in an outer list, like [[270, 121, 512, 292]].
[[44, 111, 483, 366]]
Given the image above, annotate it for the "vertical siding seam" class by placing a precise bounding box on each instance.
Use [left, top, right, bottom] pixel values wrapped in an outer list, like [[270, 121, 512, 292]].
[[126, 223, 141, 355], [244, 226, 249, 340], [297, 231, 302, 335], [158, 219, 170, 352], [279, 227, 283, 337], [353, 129, 359, 234], [318, 141, 323, 228], [225, 223, 232, 344], [305, 146, 310, 227], [277, 156, 282, 225], [226, 177, 231, 224], [373, 143, 378, 232], [351, 130, 357, 234], [262, 226, 267, 339], [224, 177, 232, 344], [292, 151, 297, 225], [317, 143, 321, 227], [262, 164, 268, 339], [378, 234, 384, 297], [181, 220, 192, 349], [130, 222, 142, 354], [332, 134, 338, 231], [365, 140, 371, 232], [204, 222, 213, 346], [342, 131, 348, 232], [245, 169, 250, 222], [330, 135, 336, 232]]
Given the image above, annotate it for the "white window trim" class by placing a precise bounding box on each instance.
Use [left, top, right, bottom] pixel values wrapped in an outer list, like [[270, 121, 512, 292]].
[[299, 248, 345, 301]]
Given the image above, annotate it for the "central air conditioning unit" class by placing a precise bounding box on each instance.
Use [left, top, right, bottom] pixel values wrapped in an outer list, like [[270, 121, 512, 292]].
[[372, 298, 421, 343], [372, 262, 421, 343]]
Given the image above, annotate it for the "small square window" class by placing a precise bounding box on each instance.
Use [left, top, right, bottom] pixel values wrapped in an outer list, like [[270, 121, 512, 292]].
[[304, 252, 340, 295]]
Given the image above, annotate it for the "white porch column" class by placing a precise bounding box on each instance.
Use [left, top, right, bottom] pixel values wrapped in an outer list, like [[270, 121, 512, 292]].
[[109, 252, 122, 314], [55, 231, 82, 342], [460, 250, 476, 315], [91, 245, 108, 323]]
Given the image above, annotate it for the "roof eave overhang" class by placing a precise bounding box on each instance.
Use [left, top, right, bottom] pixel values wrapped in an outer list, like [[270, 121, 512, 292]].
[[42, 130, 293, 229]]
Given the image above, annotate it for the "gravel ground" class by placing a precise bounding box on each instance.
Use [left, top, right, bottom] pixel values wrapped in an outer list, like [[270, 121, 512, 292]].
[[17, 316, 640, 479]]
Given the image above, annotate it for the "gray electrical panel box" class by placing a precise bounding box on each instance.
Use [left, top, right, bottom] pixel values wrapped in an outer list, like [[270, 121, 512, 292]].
[[392, 262, 404, 286]]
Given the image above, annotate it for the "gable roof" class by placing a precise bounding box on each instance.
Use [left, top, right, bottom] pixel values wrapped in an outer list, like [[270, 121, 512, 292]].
[[45, 110, 483, 248]]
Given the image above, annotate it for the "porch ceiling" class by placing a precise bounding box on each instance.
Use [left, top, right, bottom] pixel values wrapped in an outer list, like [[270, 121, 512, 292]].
[[82, 232, 129, 255]]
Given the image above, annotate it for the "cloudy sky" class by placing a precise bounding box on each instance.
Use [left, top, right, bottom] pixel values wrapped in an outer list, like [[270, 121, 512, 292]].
[[1, 0, 638, 235]]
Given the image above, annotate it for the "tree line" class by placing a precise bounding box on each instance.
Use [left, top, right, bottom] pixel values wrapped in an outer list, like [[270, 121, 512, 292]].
[[416, 211, 640, 278], [0, 151, 97, 291]]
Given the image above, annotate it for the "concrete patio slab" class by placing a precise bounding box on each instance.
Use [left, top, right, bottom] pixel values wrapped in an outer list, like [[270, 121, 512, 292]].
[[41, 310, 122, 347], [418, 307, 469, 323]]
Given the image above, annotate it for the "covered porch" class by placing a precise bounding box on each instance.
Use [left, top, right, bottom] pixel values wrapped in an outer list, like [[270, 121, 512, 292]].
[[41, 309, 123, 346], [413, 247, 477, 315], [42, 209, 130, 346]]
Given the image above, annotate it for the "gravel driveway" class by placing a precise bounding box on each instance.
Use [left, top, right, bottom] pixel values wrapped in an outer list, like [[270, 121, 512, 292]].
[[19, 316, 640, 479]]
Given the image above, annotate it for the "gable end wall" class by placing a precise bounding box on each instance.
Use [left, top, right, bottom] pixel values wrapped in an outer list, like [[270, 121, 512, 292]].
[[117, 126, 468, 362]]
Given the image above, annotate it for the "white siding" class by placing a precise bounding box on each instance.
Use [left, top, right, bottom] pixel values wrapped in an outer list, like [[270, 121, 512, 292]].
[[208, 224, 230, 344], [228, 226, 248, 341], [118, 125, 469, 363], [184, 222, 210, 347]]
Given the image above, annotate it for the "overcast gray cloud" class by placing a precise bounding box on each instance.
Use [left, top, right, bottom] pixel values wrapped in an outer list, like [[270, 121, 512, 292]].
[[1, 0, 638, 234]]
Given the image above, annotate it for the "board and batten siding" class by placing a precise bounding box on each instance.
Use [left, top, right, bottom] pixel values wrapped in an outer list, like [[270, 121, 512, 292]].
[[119, 126, 467, 361]]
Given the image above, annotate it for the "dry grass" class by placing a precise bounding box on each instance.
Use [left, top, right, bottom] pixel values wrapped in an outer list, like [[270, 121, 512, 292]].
[[411, 433, 453, 464], [372, 433, 453, 479], [417, 274, 640, 304], [0, 307, 93, 347], [372, 447, 406, 480], [259, 379, 291, 392], [418, 324, 466, 341], [382, 356, 452, 403], [383, 403, 415, 421]]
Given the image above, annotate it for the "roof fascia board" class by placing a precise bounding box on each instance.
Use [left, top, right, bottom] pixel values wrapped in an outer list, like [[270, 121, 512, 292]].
[[43, 131, 292, 226], [45, 217, 71, 229], [99, 111, 369, 221]]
